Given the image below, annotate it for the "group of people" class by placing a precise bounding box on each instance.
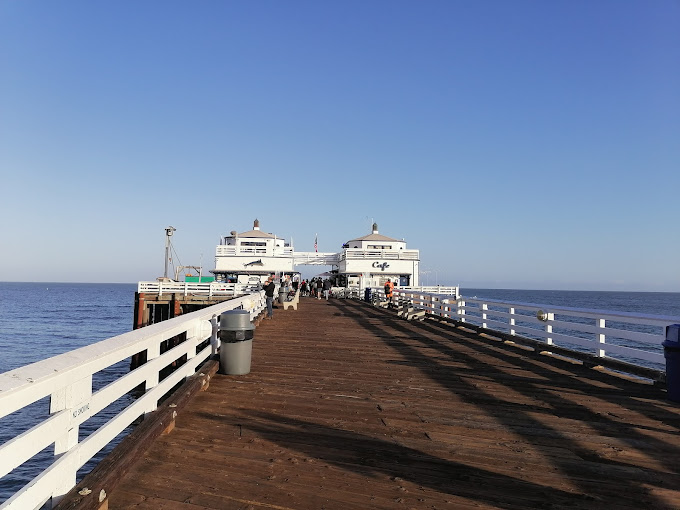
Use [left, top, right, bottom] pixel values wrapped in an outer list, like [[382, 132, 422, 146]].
[[300, 277, 332, 300], [262, 275, 336, 320], [263, 275, 396, 319]]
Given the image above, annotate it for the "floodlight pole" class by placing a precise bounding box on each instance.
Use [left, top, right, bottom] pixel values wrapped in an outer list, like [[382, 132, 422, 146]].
[[164, 226, 176, 278]]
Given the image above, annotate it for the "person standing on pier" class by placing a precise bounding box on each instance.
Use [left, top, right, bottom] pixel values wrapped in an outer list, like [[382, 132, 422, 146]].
[[384, 279, 394, 307], [263, 275, 276, 319], [323, 278, 331, 300]]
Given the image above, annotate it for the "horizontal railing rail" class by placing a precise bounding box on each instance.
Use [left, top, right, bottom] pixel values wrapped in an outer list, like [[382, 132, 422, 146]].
[[292, 252, 342, 265], [384, 290, 677, 379], [398, 286, 459, 297], [215, 247, 294, 257], [0, 292, 266, 510], [341, 249, 419, 261], [137, 281, 252, 297]]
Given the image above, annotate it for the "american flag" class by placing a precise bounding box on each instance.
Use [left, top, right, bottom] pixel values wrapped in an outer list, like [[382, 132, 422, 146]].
[[314, 234, 318, 252]]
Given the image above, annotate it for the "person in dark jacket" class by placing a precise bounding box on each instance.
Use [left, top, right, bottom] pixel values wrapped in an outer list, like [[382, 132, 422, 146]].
[[323, 278, 332, 300], [263, 275, 276, 319]]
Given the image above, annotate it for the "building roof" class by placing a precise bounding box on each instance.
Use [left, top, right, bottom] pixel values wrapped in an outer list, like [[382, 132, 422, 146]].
[[235, 229, 276, 239], [347, 222, 402, 243], [226, 220, 277, 239], [347, 232, 401, 243]]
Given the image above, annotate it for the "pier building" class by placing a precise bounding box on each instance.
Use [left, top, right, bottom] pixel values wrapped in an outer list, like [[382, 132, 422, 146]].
[[210, 220, 420, 292], [336, 222, 420, 288], [212, 219, 295, 285]]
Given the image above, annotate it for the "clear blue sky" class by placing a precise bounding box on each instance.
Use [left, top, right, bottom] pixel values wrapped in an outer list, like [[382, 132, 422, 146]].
[[1, 1, 678, 291]]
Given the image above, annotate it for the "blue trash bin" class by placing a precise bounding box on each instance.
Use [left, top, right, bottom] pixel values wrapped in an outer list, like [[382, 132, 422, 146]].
[[663, 324, 680, 403]]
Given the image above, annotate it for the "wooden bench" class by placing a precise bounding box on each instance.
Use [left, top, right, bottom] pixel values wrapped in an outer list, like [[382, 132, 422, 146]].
[[282, 288, 301, 311], [397, 297, 425, 321], [371, 292, 389, 308]]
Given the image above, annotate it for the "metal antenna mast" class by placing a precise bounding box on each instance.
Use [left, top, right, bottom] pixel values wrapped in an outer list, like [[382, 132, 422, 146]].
[[164, 226, 176, 278]]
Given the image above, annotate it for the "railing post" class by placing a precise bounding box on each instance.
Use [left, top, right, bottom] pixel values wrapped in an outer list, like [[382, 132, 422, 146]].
[[210, 314, 219, 355], [186, 320, 201, 362], [458, 299, 466, 323], [481, 303, 488, 329], [597, 318, 606, 357], [50, 375, 93, 502], [145, 341, 161, 404], [545, 313, 554, 345], [509, 307, 515, 336]]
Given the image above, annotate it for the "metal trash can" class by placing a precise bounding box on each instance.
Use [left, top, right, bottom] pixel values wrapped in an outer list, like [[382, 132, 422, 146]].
[[364, 288, 372, 302], [663, 324, 680, 403], [219, 310, 255, 375]]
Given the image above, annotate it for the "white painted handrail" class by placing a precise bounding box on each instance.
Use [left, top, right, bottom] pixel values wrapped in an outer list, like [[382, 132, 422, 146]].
[[398, 286, 459, 296], [137, 281, 252, 297], [0, 291, 266, 509], [341, 249, 420, 261], [456, 297, 677, 366], [389, 290, 678, 370]]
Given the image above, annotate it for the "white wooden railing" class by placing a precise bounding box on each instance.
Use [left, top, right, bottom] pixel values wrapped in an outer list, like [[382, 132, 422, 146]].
[[215, 246, 294, 257], [341, 249, 419, 261], [0, 292, 266, 510], [389, 290, 678, 372], [398, 286, 459, 297], [137, 281, 249, 297], [292, 252, 342, 265], [455, 297, 675, 368]]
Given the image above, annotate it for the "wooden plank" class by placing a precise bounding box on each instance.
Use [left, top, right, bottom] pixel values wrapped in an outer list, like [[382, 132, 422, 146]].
[[89, 298, 679, 510]]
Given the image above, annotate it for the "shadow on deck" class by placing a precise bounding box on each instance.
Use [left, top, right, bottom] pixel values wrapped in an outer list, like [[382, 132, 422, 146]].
[[83, 298, 680, 509]]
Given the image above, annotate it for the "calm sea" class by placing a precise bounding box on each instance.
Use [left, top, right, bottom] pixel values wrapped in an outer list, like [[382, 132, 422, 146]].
[[0, 282, 679, 503], [0, 282, 136, 505], [461, 288, 680, 317]]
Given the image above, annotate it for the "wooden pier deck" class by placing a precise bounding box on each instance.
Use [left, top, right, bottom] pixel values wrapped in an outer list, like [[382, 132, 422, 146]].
[[107, 298, 679, 509]]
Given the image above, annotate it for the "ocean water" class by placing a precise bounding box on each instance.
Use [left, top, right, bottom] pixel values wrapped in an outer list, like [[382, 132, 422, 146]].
[[0, 282, 136, 373], [1, 282, 679, 504], [461, 288, 680, 318], [0, 282, 136, 505]]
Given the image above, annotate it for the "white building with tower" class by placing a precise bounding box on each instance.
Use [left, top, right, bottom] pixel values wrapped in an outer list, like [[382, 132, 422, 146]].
[[337, 223, 420, 289], [212, 219, 295, 285]]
